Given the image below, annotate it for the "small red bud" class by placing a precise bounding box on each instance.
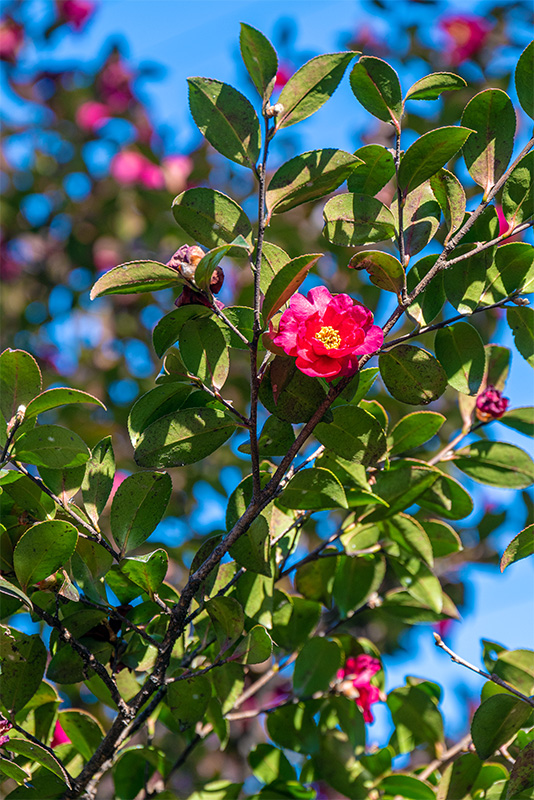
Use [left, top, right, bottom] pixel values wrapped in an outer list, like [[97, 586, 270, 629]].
[[210, 266, 224, 295], [475, 385, 509, 422]]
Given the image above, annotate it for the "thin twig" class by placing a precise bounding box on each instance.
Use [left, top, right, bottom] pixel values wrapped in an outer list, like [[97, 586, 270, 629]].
[[9, 720, 74, 789], [419, 732, 473, 780], [434, 634, 534, 707], [209, 303, 251, 347], [443, 220, 534, 267]]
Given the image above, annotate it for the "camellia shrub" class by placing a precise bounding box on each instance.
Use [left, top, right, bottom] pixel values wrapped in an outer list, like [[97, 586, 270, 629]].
[[1, 23, 533, 800]]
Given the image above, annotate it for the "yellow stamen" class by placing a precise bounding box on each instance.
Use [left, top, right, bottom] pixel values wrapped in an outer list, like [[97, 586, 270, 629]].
[[315, 325, 342, 349]]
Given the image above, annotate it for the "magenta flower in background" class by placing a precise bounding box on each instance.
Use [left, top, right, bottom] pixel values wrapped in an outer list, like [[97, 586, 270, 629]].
[[0, 17, 24, 62], [337, 654, 381, 723], [51, 720, 71, 748], [76, 101, 109, 132], [476, 385, 509, 422], [0, 716, 12, 746], [60, 0, 96, 31], [268, 286, 383, 381], [440, 14, 491, 64]]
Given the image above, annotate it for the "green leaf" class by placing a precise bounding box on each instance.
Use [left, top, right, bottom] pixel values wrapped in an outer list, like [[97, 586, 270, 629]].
[[229, 513, 271, 577], [348, 250, 404, 294], [128, 384, 192, 447], [443, 246, 492, 314], [333, 554, 385, 615], [59, 709, 104, 762], [12, 425, 90, 469], [515, 40, 534, 119], [379, 345, 448, 405], [406, 255, 445, 327], [259, 357, 327, 423], [293, 637, 341, 696], [368, 461, 439, 520], [0, 627, 47, 714], [24, 388, 105, 420], [295, 555, 337, 607], [2, 473, 56, 520], [424, 519, 463, 559], [13, 520, 77, 592], [212, 662, 244, 715], [238, 415, 295, 457], [387, 684, 444, 752], [271, 594, 321, 650], [502, 151, 534, 228], [134, 407, 237, 468], [405, 72, 467, 101], [398, 126, 473, 197], [153, 306, 213, 360], [172, 188, 254, 249], [276, 52, 356, 130], [188, 77, 261, 169], [81, 436, 115, 526], [381, 514, 434, 566], [480, 243, 534, 307], [120, 549, 168, 595], [90, 261, 185, 300], [111, 472, 172, 554], [461, 89, 516, 195], [314, 405, 387, 465], [434, 322, 485, 395], [507, 306, 534, 367], [259, 242, 290, 295], [390, 558, 442, 614], [232, 625, 273, 664], [381, 588, 459, 624], [508, 740, 534, 799], [435, 752, 482, 800], [0, 576, 33, 613], [347, 144, 395, 196], [240, 23, 278, 102], [471, 694, 532, 759], [430, 169, 467, 244], [206, 596, 244, 650], [180, 316, 230, 390], [38, 463, 86, 503], [493, 649, 534, 695], [166, 673, 212, 730], [418, 469, 473, 521], [249, 744, 296, 785], [396, 180, 442, 257], [4, 737, 69, 782], [266, 149, 361, 219], [0, 756, 30, 784], [381, 775, 436, 800], [453, 442, 534, 488], [267, 702, 320, 754], [349, 56, 402, 127], [262, 253, 322, 323], [195, 238, 249, 291], [501, 524, 534, 571], [388, 411, 445, 457], [0, 349, 42, 423], [323, 193, 396, 246], [281, 468, 347, 510]]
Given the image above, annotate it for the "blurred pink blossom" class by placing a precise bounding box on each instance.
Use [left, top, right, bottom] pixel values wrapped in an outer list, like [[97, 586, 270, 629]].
[[440, 14, 491, 64], [60, 0, 96, 31], [0, 17, 24, 62], [99, 54, 135, 111], [76, 101, 109, 132], [139, 159, 164, 190], [51, 720, 71, 748], [110, 151, 145, 185], [109, 470, 128, 501], [274, 62, 293, 88], [162, 154, 193, 194]]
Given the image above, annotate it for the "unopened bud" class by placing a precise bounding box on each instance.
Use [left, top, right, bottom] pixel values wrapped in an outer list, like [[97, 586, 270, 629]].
[[6, 405, 26, 438], [511, 295, 529, 306], [475, 385, 509, 422], [166, 244, 205, 280], [265, 103, 284, 118], [210, 266, 224, 295]]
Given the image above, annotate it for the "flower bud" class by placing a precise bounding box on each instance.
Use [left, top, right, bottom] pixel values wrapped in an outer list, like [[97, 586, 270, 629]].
[[475, 385, 509, 422], [265, 103, 284, 118], [210, 266, 224, 295], [166, 244, 205, 280]]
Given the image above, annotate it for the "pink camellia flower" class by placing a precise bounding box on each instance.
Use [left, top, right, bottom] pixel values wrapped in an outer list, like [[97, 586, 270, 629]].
[[110, 151, 145, 185], [139, 159, 164, 190], [51, 720, 71, 748], [0, 17, 24, 62], [336, 655, 381, 723], [268, 286, 383, 381], [274, 63, 293, 89], [162, 154, 193, 194], [60, 0, 96, 31], [0, 715, 12, 746], [476, 385, 509, 422], [75, 101, 109, 132], [440, 14, 491, 65]]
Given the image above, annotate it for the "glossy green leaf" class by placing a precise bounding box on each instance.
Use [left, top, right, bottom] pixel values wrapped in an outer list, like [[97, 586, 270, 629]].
[[196, 237, 250, 291], [349, 56, 402, 126], [240, 23, 278, 102], [479, 243, 534, 306], [12, 424, 90, 469], [3, 473, 56, 520], [368, 461, 439, 520], [381, 588, 459, 624], [238, 415, 295, 457], [323, 193, 396, 246], [259, 357, 328, 424], [271, 594, 321, 650], [0, 627, 47, 714], [501, 524, 534, 571], [267, 702, 320, 754], [128, 384, 192, 447], [502, 151, 534, 228], [499, 407, 534, 438], [166, 673, 212, 730], [379, 345, 447, 405], [232, 625, 273, 664], [120, 549, 168, 595], [38, 463, 86, 502], [229, 514, 271, 577], [262, 253, 322, 322], [90, 260, 185, 300], [206, 596, 245, 650], [430, 168, 466, 243], [212, 662, 244, 715], [381, 775, 436, 799], [0, 756, 30, 784], [508, 740, 534, 799], [387, 684, 444, 752], [0, 349, 42, 423], [315, 405, 387, 465], [293, 637, 341, 696], [180, 316, 230, 390], [398, 127, 473, 197], [59, 709, 104, 762], [406, 255, 445, 327], [397, 180, 442, 257], [188, 77, 261, 169], [249, 744, 296, 785], [388, 411, 445, 457], [348, 250, 404, 294], [111, 471, 172, 554], [443, 246, 492, 314], [454, 442, 534, 488], [493, 649, 534, 695], [81, 436, 115, 526], [423, 519, 463, 559], [515, 40, 534, 119], [153, 305, 212, 360], [347, 144, 395, 195], [4, 737, 69, 782], [281, 468, 347, 510], [417, 468, 473, 520], [507, 306, 534, 367], [266, 149, 361, 218], [134, 407, 237, 468], [295, 555, 337, 607], [435, 322, 485, 395], [435, 752, 482, 800], [24, 388, 105, 420], [13, 520, 78, 590], [390, 557, 442, 613], [172, 187, 253, 249], [276, 52, 356, 130], [0, 576, 33, 612], [461, 89, 516, 195], [406, 72, 467, 101], [259, 241, 290, 294], [333, 554, 385, 614], [381, 514, 434, 566], [471, 694, 532, 759]]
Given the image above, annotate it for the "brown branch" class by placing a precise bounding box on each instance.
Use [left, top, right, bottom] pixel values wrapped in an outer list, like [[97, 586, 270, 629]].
[[419, 732, 473, 780]]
